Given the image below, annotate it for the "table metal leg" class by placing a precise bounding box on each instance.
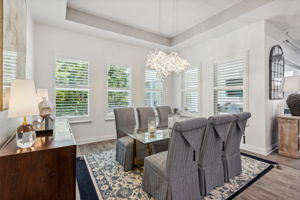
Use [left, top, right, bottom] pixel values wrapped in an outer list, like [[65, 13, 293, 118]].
[[133, 139, 137, 168], [147, 143, 153, 155], [133, 139, 144, 168]]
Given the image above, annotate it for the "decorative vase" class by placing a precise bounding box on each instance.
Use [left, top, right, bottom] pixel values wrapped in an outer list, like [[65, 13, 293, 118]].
[[286, 93, 300, 116]]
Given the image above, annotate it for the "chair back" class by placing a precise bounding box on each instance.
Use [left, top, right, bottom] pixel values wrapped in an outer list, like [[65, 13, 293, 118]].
[[156, 106, 172, 128], [136, 107, 155, 129], [199, 114, 236, 166], [114, 107, 136, 138], [224, 112, 251, 156], [166, 117, 208, 178]]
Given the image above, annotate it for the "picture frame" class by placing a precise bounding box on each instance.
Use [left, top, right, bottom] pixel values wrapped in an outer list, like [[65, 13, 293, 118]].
[[0, 0, 3, 110]]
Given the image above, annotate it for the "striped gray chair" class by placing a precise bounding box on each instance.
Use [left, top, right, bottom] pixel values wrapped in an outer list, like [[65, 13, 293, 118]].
[[114, 107, 135, 171], [137, 107, 169, 154], [156, 106, 172, 128], [142, 117, 208, 200], [223, 112, 251, 182], [198, 114, 236, 196], [114, 108, 149, 171]]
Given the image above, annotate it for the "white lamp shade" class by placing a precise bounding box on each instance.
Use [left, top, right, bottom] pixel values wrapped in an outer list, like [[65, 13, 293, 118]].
[[284, 76, 300, 92], [36, 88, 49, 103], [8, 79, 39, 118]]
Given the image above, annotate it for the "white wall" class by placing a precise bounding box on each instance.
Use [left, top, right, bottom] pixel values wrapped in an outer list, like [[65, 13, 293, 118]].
[[173, 21, 269, 154], [32, 18, 300, 155], [0, 3, 35, 147], [34, 24, 173, 144], [264, 21, 300, 152]]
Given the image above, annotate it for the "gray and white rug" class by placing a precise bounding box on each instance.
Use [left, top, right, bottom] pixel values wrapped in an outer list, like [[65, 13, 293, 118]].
[[83, 150, 274, 200]]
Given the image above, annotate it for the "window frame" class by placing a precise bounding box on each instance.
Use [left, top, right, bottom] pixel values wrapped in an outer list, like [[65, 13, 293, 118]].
[[105, 64, 132, 119], [144, 69, 164, 107], [54, 57, 91, 121], [180, 65, 201, 113], [213, 52, 249, 115]]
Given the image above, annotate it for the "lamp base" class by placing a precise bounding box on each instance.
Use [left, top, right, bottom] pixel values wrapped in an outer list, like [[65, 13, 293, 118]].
[[16, 124, 36, 148]]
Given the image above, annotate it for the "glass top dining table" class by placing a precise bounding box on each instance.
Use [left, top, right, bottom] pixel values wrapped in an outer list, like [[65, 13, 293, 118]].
[[118, 126, 172, 144], [118, 115, 196, 145]]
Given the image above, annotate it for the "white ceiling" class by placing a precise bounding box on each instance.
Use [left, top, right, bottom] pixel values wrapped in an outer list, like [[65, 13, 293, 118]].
[[67, 0, 243, 37], [268, 13, 300, 44], [28, 0, 300, 49]]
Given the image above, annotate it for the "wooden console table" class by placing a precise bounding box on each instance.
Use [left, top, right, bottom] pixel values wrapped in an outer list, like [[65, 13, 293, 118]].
[[0, 119, 77, 200], [278, 115, 300, 159]]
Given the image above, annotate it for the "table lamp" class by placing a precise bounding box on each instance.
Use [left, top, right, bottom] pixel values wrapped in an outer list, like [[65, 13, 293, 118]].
[[284, 76, 300, 116], [8, 79, 39, 148]]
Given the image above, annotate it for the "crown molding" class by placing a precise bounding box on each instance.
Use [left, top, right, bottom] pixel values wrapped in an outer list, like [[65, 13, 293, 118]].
[[66, 7, 171, 47]]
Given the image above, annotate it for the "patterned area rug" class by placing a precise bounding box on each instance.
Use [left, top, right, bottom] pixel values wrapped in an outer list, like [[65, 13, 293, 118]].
[[80, 150, 275, 200]]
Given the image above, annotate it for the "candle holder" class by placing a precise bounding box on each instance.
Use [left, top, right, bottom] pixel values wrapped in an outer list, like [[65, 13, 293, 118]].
[[148, 117, 157, 135]]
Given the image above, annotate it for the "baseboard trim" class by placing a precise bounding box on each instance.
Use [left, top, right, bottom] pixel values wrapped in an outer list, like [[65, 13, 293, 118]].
[[76, 135, 116, 145], [265, 143, 278, 155], [241, 144, 268, 155], [241, 143, 278, 156]]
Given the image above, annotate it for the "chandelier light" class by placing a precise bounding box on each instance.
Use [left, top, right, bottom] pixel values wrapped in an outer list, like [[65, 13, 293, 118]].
[[146, 49, 190, 79]]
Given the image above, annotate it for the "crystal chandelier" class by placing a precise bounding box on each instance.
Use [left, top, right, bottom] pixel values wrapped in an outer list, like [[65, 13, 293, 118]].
[[146, 49, 190, 79]]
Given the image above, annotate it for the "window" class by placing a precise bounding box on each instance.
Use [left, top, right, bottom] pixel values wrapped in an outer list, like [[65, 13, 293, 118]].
[[145, 70, 163, 107], [213, 57, 246, 115], [107, 65, 132, 116], [181, 67, 200, 113], [3, 51, 17, 89], [285, 60, 300, 77], [55, 58, 89, 118], [2, 51, 18, 108], [284, 60, 300, 113]]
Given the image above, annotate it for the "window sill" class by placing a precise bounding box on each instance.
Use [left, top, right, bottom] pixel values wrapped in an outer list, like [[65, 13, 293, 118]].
[[104, 117, 115, 121], [69, 120, 93, 124]]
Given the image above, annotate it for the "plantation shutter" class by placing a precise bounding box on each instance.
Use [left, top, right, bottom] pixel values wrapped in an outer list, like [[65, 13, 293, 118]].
[[107, 65, 132, 115], [3, 51, 17, 89], [182, 68, 199, 113], [145, 70, 163, 107], [55, 59, 89, 118], [214, 58, 244, 114]]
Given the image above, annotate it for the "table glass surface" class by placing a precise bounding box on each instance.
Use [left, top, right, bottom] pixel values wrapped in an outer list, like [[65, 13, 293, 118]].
[[118, 115, 198, 144], [118, 126, 172, 144]]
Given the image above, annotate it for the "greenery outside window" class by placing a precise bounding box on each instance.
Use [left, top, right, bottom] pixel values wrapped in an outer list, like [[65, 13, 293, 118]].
[[55, 58, 89, 118], [107, 65, 132, 117]]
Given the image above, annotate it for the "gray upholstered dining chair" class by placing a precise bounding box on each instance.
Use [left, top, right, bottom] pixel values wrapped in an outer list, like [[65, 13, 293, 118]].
[[114, 107, 149, 171], [223, 112, 251, 182], [156, 106, 172, 128], [114, 107, 135, 171], [142, 117, 208, 200], [136, 107, 169, 154], [136, 107, 155, 130], [198, 114, 236, 196]]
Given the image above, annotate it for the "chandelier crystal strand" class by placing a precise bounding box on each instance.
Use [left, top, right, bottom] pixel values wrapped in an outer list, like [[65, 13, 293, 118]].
[[146, 50, 190, 80]]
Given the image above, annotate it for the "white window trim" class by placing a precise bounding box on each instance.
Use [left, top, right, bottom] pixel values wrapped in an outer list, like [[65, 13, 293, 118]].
[[105, 65, 132, 119], [180, 65, 201, 113], [212, 52, 249, 115], [54, 57, 91, 122], [144, 69, 164, 107]]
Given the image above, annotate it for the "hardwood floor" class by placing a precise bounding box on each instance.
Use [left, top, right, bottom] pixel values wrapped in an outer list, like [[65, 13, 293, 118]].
[[77, 140, 300, 200]]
